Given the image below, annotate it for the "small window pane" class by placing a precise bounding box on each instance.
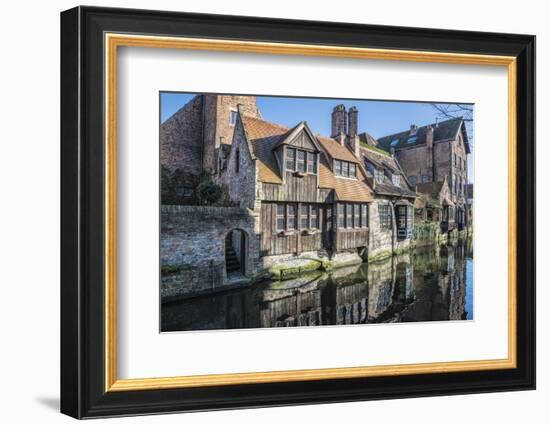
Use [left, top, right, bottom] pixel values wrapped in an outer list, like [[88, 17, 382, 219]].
[[310, 205, 319, 229], [276, 204, 285, 231], [361, 204, 368, 227], [286, 148, 296, 171], [297, 150, 306, 172], [349, 163, 356, 178], [335, 160, 342, 176], [230, 110, 238, 126], [375, 169, 384, 184], [342, 161, 349, 177], [354, 204, 360, 228], [288, 204, 296, 229], [301, 205, 309, 229], [307, 152, 317, 174], [338, 204, 345, 228], [346, 204, 353, 228]]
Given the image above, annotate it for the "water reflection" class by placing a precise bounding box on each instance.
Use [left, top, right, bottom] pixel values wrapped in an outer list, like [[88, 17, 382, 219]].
[[161, 239, 473, 332]]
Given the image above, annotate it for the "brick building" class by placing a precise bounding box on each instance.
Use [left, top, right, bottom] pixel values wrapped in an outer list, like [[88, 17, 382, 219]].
[[159, 94, 261, 201], [376, 117, 471, 231]]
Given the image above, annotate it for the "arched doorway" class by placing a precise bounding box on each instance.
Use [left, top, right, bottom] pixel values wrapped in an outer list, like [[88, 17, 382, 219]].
[[225, 229, 248, 277]]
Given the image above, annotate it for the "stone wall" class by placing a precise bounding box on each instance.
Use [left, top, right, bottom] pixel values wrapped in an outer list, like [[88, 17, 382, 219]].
[[161, 205, 260, 300], [368, 200, 395, 260], [368, 199, 413, 261]]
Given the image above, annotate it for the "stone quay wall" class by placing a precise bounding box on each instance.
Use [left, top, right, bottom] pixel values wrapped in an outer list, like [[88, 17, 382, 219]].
[[161, 205, 259, 301]]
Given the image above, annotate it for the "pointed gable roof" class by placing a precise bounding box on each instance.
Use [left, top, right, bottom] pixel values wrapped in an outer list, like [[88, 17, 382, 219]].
[[240, 115, 373, 201], [274, 121, 322, 151], [377, 117, 470, 154], [417, 177, 453, 206]]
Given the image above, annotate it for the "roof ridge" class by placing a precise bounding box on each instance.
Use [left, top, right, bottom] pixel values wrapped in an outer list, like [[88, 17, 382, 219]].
[[377, 115, 464, 141], [241, 114, 290, 131]]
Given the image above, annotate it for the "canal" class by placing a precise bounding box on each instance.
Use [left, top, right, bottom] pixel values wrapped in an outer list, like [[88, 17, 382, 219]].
[[161, 239, 473, 332]]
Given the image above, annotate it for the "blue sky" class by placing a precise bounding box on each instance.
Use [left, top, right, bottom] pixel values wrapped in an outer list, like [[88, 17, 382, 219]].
[[160, 92, 474, 181]]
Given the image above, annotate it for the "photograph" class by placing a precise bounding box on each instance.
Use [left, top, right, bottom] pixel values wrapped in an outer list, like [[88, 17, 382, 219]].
[[159, 93, 474, 332]]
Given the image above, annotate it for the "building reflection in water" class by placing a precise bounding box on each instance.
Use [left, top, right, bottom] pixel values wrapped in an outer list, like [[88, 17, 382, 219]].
[[162, 240, 473, 332]]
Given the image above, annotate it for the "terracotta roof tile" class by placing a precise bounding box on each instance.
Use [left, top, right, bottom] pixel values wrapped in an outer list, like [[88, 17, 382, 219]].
[[241, 116, 289, 184], [316, 135, 359, 163], [319, 154, 373, 202]]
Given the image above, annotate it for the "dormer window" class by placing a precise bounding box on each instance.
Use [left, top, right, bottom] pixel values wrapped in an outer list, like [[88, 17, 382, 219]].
[[285, 147, 317, 175], [392, 174, 401, 186], [229, 109, 238, 127], [374, 168, 384, 184], [334, 159, 357, 178]]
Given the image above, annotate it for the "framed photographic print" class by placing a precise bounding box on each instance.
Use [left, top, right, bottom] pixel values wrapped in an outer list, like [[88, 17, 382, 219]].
[[60, 6, 536, 419]]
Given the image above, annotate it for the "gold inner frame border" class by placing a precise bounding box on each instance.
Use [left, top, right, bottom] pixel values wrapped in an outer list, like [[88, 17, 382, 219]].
[[104, 33, 517, 392]]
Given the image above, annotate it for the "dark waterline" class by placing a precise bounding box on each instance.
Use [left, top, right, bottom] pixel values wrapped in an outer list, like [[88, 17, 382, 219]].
[[162, 240, 473, 332]]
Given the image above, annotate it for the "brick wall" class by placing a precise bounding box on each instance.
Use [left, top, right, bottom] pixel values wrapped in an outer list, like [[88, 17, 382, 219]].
[[160, 95, 203, 175], [202, 95, 261, 174]]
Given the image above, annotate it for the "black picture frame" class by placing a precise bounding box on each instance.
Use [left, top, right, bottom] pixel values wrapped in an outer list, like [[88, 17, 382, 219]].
[[61, 5, 535, 419]]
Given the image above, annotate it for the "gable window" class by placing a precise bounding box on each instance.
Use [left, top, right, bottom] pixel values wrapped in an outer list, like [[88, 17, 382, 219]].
[[297, 150, 307, 172], [392, 174, 401, 186], [230, 109, 238, 127], [307, 152, 317, 174], [286, 148, 296, 171], [409, 175, 417, 186], [379, 204, 392, 230], [338, 204, 345, 228], [276, 204, 285, 231], [235, 149, 240, 173], [421, 174, 430, 183], [286, 147, 317, 174], [361, 204, 368, 227], [374, 168, 384, 184]]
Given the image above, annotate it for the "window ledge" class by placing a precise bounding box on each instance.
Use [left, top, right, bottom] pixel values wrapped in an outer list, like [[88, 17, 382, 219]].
[[278, 230, 296, 237], [338, 227, 369, 232]]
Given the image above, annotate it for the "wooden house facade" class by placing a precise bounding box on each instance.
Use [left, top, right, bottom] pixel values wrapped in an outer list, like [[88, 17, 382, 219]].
[[221, 106, 375, 266]]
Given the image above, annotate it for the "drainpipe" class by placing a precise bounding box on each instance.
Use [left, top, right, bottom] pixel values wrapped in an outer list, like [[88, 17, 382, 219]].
[[391, 198, 397, 255]]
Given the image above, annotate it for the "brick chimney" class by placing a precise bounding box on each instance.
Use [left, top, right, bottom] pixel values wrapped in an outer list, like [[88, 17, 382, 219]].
[[347, 106, 361, 157], [331, 104, 347, 138], [348, 106, 358, 139]]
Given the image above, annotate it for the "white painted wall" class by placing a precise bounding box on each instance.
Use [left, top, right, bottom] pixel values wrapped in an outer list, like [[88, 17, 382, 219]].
[[0, 0, 546, 424]]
